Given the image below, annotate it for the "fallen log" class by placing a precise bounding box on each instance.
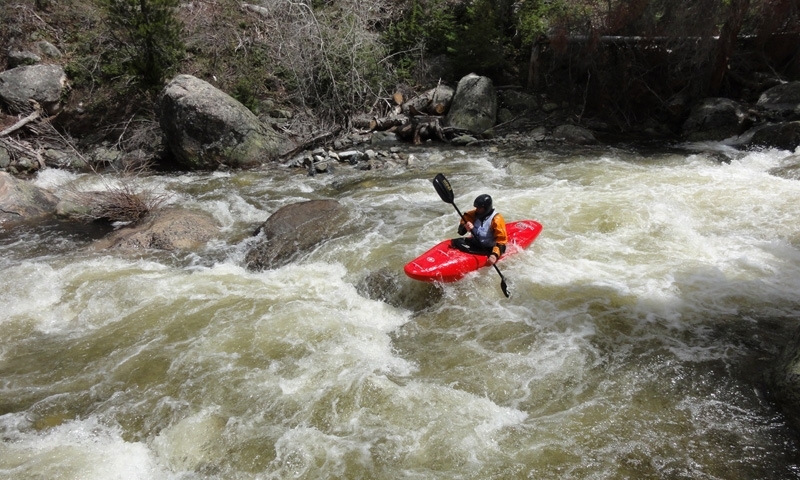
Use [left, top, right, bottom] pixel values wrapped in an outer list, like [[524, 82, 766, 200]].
[[396, 115, 447, 145], [279, 127, 342, 161], [401, 83, 454, 117]]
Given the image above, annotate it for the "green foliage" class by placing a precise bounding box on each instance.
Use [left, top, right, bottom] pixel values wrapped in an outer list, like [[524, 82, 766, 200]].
[[384, 0, 457, 80], [103, 0, 185, 90], [515, 0, 574, 45], [233, 78, 259, 113], [449, 0, 509, 78]]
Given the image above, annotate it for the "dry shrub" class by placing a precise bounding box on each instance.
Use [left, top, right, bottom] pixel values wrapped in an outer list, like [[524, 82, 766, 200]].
[[90, 182, 169, 224], [67, 180, 170, 225]]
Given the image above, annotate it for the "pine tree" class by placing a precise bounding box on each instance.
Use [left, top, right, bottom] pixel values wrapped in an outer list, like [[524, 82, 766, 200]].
[[104, 0, 184, 90]]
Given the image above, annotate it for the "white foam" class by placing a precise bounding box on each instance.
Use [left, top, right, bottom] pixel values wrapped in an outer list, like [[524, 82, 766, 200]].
[[0, 415, 177, 479]]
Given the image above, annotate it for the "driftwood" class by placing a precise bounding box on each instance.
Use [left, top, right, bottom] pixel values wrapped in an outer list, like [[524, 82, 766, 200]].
[[401, 83, 451, 117], [280, 127, 342, 160], [0, 110, 40, 137], [396, 115, 447, 145], [0, 136, 45, 169]]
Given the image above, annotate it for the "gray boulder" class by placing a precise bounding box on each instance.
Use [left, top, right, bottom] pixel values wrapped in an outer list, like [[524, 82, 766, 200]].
[[682, 97, 751, 141], [245, 199, 348, 271], [445, 74, 497, 137], [553, 124, 598, 145], [498, 89, 538, 113], [35, 41, 62, 59], [0, 171, 58, 226], [0, 64, 68, 114], [7, 50, 41, 68], [757, 81, 800, 116], [769, 154, 800, 180], [748, 121, 800, 151], [92, 208, 219, 251], [159, 74, 284, 170]]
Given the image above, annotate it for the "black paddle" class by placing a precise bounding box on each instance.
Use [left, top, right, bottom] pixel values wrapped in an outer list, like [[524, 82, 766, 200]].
[[432, 173, 510, 298]]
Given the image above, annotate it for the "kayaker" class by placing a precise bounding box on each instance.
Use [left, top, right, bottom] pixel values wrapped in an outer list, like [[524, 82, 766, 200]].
[[451, 194, 508, 265]]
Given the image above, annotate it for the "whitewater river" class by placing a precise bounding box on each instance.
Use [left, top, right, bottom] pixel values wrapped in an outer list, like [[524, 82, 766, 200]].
[[2, 143, 800, 479]]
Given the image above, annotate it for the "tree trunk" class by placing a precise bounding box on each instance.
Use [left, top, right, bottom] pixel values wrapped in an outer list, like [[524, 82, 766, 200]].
[[709, 0, 750, 95]]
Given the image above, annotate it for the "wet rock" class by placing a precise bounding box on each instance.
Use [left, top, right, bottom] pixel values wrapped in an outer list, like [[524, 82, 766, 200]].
[[0, 171, 58, 227], [93, 208, 219, 251], [450, 134, 479, 146], [682, 97, 752, 141], [770, 325, 800, 432], [757, 81, 800, 117], [769, 153, 800, 180], [747, 121, 800, 151], [43, 148, 88, 171], [371, 131, 400, 146], [356, 268, 443, 311], [245, 199, 348, 270]]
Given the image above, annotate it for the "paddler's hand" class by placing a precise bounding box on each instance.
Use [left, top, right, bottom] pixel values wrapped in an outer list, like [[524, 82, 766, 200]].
[[487, 254, 497, 266], [464, 221, 474, 231]]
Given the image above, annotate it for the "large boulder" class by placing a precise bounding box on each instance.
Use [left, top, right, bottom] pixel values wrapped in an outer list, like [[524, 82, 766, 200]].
[[757, 81, 800, 117], [445, 74, 497, 137], [682, 97, 752, 141], [93, 208, 219, 251], [0, 64, 68, 114], [747, 121, 800, 151], [245, 199, 348, 271], [159, 74, 284, 170], [0, 172, 58, 226]]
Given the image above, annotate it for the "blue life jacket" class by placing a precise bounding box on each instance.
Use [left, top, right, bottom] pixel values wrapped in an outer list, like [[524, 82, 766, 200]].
[[472, 210, 497, 248]]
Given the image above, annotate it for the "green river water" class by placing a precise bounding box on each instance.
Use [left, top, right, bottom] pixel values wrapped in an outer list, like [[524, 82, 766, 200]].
[[1, 143, 799, 479]]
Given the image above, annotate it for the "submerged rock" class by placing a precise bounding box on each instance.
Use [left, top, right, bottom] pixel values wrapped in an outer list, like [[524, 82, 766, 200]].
[[0, 172, 58, 227], [770, 325, 800, 432], [93, 208, 219, 251], [245, 199, 349, 271]]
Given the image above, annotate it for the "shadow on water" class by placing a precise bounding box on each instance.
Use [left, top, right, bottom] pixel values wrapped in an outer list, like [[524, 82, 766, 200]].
[[356, 267, 443, 311], [0, 218, 115, 259]]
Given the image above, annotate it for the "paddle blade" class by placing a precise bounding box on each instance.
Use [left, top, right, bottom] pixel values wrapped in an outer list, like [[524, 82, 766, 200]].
[[432, 173, 455, 204], [495, 265, 511, 298]]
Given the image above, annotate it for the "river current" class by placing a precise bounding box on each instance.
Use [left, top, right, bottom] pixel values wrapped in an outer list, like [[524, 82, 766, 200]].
[[1, 143, 799, 479]]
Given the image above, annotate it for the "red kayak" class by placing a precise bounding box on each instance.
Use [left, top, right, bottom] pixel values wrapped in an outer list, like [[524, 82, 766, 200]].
[[404, 220, 543, 283]]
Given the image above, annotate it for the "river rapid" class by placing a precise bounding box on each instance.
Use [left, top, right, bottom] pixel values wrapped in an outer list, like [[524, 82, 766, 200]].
[[1, 143, 800, 479]]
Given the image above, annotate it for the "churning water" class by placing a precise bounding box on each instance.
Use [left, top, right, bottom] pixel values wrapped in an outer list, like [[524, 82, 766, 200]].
[[1, 143, 800, 479]]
